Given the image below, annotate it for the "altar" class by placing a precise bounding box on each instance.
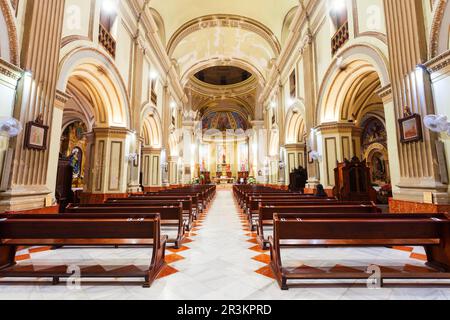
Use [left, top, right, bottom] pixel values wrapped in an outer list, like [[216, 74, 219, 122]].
[[215, 176, 235, 184]]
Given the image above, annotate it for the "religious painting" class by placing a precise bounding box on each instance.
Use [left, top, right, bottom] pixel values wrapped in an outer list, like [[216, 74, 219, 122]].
[[60, 121, 88, 188], [370, 152, 387, 182], [399, 114, 423, 143], [25, 121, 48, 150], [362, 118, 387, 147]]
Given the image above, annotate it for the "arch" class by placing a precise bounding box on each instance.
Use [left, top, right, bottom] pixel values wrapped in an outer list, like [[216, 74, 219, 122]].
[[57, 47, 131, 128], [141, 105, 162, 148], [181, 56, 266, 86], [429, 0, 450, 58], [285, 102, 306, 144], [316, 43, 390, 125], [268, 127, 279, 157], [167, 14, 281, 57], [169, 15, 278, 83], [0, 0, 19, 65], [281, 6, 298, 47], [150, 8, 166, 45]]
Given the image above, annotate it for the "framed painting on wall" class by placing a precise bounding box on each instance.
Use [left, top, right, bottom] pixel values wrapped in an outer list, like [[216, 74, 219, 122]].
[[24, 121, 49, 150], [398, 114, 423, 144]]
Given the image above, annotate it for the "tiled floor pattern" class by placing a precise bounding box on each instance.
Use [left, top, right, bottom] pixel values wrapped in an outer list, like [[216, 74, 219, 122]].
[[233, 198, 431, 281], [1, 190, 450, 299]]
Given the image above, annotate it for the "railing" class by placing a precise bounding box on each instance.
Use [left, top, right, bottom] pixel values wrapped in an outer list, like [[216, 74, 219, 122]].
[[331, 21, 349, 55], [151, 90, 158, 105], [98, 24, 116, 58]]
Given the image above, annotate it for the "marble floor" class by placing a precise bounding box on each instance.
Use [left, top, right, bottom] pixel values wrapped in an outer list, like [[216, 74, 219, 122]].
[[1, 190, 450, 300]]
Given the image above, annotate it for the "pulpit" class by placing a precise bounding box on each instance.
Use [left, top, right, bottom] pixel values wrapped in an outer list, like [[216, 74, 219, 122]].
[[333, 157, 377, 202]]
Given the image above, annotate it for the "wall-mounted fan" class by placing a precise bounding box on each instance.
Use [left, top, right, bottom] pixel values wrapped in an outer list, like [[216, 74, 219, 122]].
[[310, 151, 321, 161], [423, 115, 450, 134], [0, 117, 23, 138]]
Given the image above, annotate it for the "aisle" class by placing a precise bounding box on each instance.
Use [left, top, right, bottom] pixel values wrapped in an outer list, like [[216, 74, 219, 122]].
[[0, 190, 448, 300]]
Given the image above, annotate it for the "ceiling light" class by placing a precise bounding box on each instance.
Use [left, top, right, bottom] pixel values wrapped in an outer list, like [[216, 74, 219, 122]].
[[150, 71, 158, 80], [102, 0, 117, 14], [330, 0, 346, 13]]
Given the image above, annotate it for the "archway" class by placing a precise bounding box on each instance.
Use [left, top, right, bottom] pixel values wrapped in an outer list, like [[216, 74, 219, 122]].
[[0, 0, 19, 65], [51, 48, 132, 204], [429, 0, 450, 58], [315, 50, 395, 194]]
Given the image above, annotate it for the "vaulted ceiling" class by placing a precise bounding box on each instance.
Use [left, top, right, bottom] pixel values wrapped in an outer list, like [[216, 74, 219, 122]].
[[150, 0, 298, 121], [151, 0, 298, 45]]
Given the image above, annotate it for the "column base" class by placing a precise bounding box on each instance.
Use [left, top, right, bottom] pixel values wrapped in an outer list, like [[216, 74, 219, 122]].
[[389, 198, 450, 214], [0, 186, 53, 213]]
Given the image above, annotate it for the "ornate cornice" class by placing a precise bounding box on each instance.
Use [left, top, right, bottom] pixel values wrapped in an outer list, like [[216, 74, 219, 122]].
[[0, 0, 19, 65], [425, 50, 450, 74], [429, 0, 448, 58], [55, 90, 72, 104], [315, 122, 356, 133], [0, 57, 22, 81], [167, 14, 281, 57], [376, 84, 392, 99]]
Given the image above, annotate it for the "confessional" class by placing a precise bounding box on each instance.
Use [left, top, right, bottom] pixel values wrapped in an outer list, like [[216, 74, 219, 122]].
[[333, 157, 377, 202], [288, 167, 308, 192], [55, 154, 74, 212]]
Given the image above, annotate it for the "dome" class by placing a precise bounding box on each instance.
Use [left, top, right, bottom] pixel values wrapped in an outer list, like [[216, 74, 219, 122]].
[[202, 111, 249, 132]]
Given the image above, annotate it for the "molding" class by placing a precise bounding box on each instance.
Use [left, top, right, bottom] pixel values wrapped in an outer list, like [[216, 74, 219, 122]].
[[429, 0, 448, 58], [0, 0, 19, 65], [0, 57, 22, 81], [167, 14, 281, 57], [425, 50, 450, 73]]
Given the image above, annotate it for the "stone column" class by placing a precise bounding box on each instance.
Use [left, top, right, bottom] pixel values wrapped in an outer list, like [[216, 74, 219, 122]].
[[81, 127, 131, 203], [128, 34, 146, 193], [302, 33, 320, 190], [161, 85, 171, 186], [168, 155, 179, 185], [316, 123, 356, 189], [0, 60, 22, 193], [384, 0, 448, 207], [0, 0, 65, 212], [285, 143, 307, 185], [251, 120, 267, 184], [141, 147, 162, 191], [182, 121, 194, 184]]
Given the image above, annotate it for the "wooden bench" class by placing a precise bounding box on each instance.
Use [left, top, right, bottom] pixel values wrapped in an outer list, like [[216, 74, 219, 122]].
[[66, 204, 185, 248], [105, 197, 197, 224], [269, 213, 450, 290], [71, 200, 194, 231], [126, 195, 200, 218], [0, 215, 167, 287], [256, 204, 381, 249], [146, 191, 208, 213]]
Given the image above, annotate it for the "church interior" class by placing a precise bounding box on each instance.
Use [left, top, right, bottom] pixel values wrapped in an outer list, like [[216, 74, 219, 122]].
[[0, 0, 449, 300]]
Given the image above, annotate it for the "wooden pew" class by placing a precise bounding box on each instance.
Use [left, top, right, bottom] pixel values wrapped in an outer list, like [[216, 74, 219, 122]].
[[0, 215, 167, 288], [65, 204, 185, 248], [73, 200, 194, 231], [126, 195, 200, 218], [145, 191, 207, 213], [246, 196, 337, 215], [269, 213, 450, 290], [256, 203, 381, 249], [108, 196, 197, 221]]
